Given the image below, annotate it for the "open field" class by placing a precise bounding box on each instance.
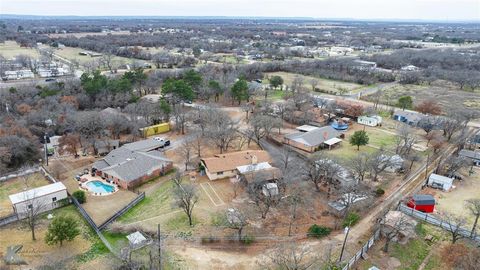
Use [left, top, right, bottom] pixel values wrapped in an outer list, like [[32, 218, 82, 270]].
[[0, 205, 108, 269], [0, 173, 50, 217], [264, 71, 365, 94], [362, 82, 480, 114], [51, 46, 134, 66], [0, 40, 41, 59]]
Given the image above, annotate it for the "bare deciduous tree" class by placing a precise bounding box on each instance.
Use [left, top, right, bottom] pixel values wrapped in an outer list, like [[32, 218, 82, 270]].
[[441, 212, 467, 244], [171, 173, 199, 227], [226, 208, 248, 241], [465, 199, 480, 238]]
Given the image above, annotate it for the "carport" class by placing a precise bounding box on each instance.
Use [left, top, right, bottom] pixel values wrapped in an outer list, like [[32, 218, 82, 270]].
[[324, 137, 342, 150]]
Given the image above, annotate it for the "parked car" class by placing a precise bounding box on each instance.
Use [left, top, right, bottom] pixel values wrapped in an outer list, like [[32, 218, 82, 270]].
[[74, 175, 81, 181], [45, 78, 56, 82], [153, 137, 171, 147]]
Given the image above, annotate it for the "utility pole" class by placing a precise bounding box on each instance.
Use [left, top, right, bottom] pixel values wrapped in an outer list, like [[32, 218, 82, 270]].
[[44, 133, 49, 166], [338, 223, 351, 263], [158, 224, 162, 270]]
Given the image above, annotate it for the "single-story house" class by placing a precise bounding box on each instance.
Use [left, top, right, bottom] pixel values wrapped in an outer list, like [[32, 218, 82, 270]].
[[427, 173, 454, 191], [459, 149, 480, 166], [201, 150, 271, 180], [315, 158, 356, 185], [94, 139, 120, 156], [328, 192, 368, 216], [92, 139, 173, 189], [9, 182, 68, 217], [358, 115, 382, 127], [393, 111, 422, 126], [284, 126, 342, 153], [381, 154, 404, 173]]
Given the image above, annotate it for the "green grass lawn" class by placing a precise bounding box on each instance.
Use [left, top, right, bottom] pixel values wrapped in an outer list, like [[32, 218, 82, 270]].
[[391, 239, 431, 270], [327, 143, 377, 160], [364, 128, 397, 150], [0, 41, 41, 59], [118, 180, 174, 223]]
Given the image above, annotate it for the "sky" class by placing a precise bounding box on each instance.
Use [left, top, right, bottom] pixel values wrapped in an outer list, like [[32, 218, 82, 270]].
[[1, 0, 479, 21]]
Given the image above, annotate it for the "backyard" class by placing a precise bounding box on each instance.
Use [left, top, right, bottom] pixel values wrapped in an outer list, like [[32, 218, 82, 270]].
[[0, 40, 41, 59], [0, 173, 50, 217], [429, 166, 480, 228], [0, 205, 109, 269]]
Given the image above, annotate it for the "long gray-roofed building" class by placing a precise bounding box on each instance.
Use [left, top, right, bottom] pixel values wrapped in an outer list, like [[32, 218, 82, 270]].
[[92, 139, 173, 189]]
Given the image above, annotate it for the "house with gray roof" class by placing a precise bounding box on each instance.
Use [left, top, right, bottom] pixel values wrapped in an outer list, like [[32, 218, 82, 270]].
[[92, 139, 173, 189], [459, 149, 480, 166], [284, 126, 342, 153]]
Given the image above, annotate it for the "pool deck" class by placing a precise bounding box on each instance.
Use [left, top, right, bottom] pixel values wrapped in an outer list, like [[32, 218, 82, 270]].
[[58, 166, 139, 226], [80, 175, 119, 196]]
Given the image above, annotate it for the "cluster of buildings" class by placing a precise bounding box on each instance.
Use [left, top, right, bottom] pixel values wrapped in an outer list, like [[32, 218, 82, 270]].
[[2, 60, 72, 81]]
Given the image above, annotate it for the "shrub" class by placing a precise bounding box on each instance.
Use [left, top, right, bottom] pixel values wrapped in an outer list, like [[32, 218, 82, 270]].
[[241, 234, 255, 245], [72, 190, 86, 204], [342, 212, 360, 228], [375, 188, 385, 197], [307, 224, 331, 238]]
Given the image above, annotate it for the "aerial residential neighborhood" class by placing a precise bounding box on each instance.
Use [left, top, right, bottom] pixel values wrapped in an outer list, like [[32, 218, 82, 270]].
[[1, 1, 480, 269]]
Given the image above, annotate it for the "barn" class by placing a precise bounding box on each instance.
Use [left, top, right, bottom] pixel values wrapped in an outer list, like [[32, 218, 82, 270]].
[[406, 194, 435, 213]]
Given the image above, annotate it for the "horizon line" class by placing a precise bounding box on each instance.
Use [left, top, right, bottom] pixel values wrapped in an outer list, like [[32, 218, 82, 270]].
[[1, 14, 479, 24]]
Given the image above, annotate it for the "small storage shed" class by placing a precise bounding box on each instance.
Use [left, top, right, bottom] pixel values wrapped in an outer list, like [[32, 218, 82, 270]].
[[358, 115, 382, 127], [126, 231, 148, 249], [428, 173, 454, 191], [406, 194, 435, 213]]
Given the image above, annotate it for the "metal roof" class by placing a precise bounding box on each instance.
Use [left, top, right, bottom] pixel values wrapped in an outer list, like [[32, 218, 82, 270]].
[[9, 182, 67, 205], [285, 126, 341, 147]]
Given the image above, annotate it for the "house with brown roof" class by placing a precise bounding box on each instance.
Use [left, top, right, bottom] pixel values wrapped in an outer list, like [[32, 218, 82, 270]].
[[201, 150, 271, 180]]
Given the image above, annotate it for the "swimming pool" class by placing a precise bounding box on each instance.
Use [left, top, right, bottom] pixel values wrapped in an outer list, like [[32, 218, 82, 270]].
[[86, 180, 115, 195]]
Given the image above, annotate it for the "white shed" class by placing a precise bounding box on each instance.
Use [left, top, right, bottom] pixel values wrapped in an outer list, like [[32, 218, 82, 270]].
[[358, 115, 382, 127], [9, 182, 68, 217], [428, 174, 454, 191]]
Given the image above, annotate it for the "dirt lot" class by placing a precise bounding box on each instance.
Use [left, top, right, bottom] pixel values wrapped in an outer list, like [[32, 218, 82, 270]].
[[362, 81, 480, 114], [0, 40, 41, 59], [430, 167, 480, 227], [264, 71, 365, 94], [0, 205, 101, 269], [0, 173, 50, 217]]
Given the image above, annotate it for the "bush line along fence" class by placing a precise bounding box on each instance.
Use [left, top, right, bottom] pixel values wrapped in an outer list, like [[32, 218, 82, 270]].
[[398, 204, 480, 243]]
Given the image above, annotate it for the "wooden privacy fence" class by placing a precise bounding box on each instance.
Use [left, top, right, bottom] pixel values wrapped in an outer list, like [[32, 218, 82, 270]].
[[98, 192, 145, 231], [342, 229, 381, 270], [398, 204, 480, 243]]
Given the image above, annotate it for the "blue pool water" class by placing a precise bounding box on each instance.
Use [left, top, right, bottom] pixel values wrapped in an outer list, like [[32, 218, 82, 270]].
[[86, 181, 115, 194]]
